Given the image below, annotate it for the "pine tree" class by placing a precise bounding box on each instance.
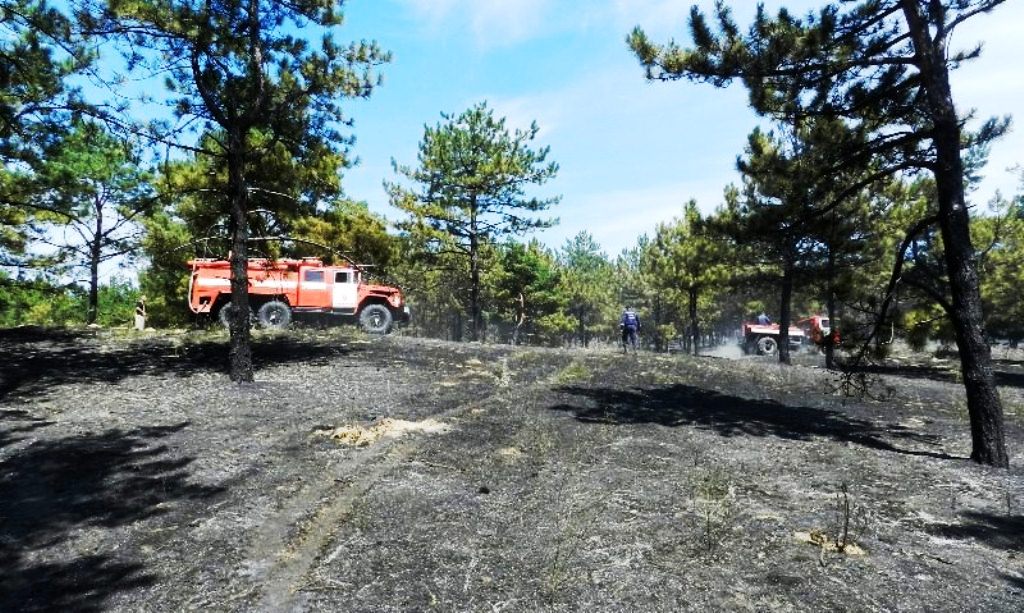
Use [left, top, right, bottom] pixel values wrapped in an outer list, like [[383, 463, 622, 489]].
[[643, 200, 730, 356], [558, 231, 615, 348], [33, 119, 155, 323], [489, 240, 565, 346], [389, 102, 559, 342]]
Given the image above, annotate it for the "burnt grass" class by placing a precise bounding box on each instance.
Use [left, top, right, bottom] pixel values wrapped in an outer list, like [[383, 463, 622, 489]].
[[1, 327, 1023, 612]]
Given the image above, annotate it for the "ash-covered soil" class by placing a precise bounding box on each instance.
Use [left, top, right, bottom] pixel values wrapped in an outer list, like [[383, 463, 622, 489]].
[[1, 327, 1023, 612]]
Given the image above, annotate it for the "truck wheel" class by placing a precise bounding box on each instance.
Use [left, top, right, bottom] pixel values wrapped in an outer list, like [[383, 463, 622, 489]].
[[359, 304, 393, 334], [257, 300, 292, 329], [218, 302, 255, 329], [757, 336, 778, 355]]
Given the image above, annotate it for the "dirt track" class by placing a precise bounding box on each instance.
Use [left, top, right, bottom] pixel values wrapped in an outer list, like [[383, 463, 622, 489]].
[[1, 327, 1023, 611]]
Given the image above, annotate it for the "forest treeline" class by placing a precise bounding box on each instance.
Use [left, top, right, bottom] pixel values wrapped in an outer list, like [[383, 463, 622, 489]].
[[1, 1, 1018, 463], [6, 106, 1021, 356]]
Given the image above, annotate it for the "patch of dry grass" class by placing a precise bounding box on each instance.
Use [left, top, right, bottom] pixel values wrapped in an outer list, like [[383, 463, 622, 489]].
[[315, 418, 450, 447]]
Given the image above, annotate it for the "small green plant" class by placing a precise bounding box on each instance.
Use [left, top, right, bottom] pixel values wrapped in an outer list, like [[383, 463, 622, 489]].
[[828, 482, 868, 555], [554, 360, 590, 384], [834, 483, 853, 552], [496, 357, 511, 387], [541, 448, 603, 602], [543, 500, 600, 600], [691, 468, 736, 557]]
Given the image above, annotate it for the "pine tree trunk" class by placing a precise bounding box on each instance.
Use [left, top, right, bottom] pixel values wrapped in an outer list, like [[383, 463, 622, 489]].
[[512, 292, 525, 346], [227, 135, 254, 383], [578, 310, 587, 348], [469, 198, 481, 342], [689, 286, 700, 356], [902, 0, 1007, 466], [469, 247, 480, 342], [87, 199, 103, 325], [451, 310, 463, 342], [778, 256, 794, 365], [88, 243, 100, 325], [825, 242, 836, 369]]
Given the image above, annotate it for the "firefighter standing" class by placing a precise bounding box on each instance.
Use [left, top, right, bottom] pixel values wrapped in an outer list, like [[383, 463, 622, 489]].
[[134, 295, 147, 331], [620, 306, 641, 354]]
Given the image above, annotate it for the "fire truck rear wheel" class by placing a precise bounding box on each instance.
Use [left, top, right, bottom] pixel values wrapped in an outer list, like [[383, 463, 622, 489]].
[[218, 302, 256, 329], [757, 336, 778, 355], [257, 301, 292, 329], [359, 304, 393, 334]]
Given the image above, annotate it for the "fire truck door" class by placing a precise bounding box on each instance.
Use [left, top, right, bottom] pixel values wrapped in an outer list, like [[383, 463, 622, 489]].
[[298, 268, 329, 307], [332, 271, 358, 311]]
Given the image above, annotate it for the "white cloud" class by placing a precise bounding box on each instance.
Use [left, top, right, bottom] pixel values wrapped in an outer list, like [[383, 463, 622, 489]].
[[537, 181, 726, 255], [484, 94, 564, 139], [480, 60, 752, 255], [399, 0, 459, 24], [397, 0, 553, 48], [606, 0, 694, 38]]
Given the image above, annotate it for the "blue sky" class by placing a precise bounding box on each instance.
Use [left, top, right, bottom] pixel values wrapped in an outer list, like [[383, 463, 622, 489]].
[[336, 0, 1024, 258]]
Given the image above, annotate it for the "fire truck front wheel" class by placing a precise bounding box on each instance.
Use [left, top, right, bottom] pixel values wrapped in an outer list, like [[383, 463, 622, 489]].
[[257, 301, 292, 329], [359, 304, 393, 334]]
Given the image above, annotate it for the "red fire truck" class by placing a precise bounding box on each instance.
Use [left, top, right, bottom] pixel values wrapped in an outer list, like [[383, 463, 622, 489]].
[[187, 257, 409, 333], [740, 321, 806, 355]]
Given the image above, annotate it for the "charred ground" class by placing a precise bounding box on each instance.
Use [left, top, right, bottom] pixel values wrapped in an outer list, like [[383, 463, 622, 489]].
[[1, 327, 1022, 611]]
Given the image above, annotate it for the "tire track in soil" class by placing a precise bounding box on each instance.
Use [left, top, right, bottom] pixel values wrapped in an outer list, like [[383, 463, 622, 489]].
[[251, 441, 418, 612], [247, 383, 512, 612]]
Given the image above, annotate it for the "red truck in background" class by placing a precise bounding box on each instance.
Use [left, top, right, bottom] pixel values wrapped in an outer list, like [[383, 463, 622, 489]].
[[740, 314, 839, 355], [187, 257, 409, 333], [796, 314, 840, 348], [740, 321, 806, 355]]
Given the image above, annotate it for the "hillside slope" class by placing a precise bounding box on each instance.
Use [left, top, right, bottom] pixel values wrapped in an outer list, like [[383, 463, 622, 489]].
[[1, 328, 1022, 611]]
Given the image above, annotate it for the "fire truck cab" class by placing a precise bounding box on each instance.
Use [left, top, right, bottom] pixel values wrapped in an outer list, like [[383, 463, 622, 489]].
[[797, 314, 839, 348], [187, 257, 409, 334]]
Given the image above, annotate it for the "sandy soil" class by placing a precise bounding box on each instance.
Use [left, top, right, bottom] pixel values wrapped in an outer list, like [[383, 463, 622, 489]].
[[1, 327, 1022, 612]]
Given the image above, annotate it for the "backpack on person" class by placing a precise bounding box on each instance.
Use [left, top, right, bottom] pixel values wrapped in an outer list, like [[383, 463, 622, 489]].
[[621, 310, 638, 329]]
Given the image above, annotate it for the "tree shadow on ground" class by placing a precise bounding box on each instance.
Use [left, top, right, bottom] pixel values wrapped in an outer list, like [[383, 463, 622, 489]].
[[926, 511, 1024, 552], [550, 384, 960, 460], [0, 409, 55, 451], [1001, 572, 1024, 592], [844, 362, 1024, 389], [0, 326, 355, 401], [0, 420, 224, 612], [994, 371, 1024, 388]]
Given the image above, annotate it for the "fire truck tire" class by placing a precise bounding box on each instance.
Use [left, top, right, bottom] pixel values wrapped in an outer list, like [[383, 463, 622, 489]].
[[217, 302, 255, 329], [359, 304, 393, 334], [757, 336, 778, 355], [257, 301, 292, 329]]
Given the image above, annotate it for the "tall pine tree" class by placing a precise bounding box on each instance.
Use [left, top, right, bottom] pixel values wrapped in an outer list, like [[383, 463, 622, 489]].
[[389, 102, 559, 342]]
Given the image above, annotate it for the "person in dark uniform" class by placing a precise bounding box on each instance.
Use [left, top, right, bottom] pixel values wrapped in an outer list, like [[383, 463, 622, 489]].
[[619, 306, 641, 354]]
